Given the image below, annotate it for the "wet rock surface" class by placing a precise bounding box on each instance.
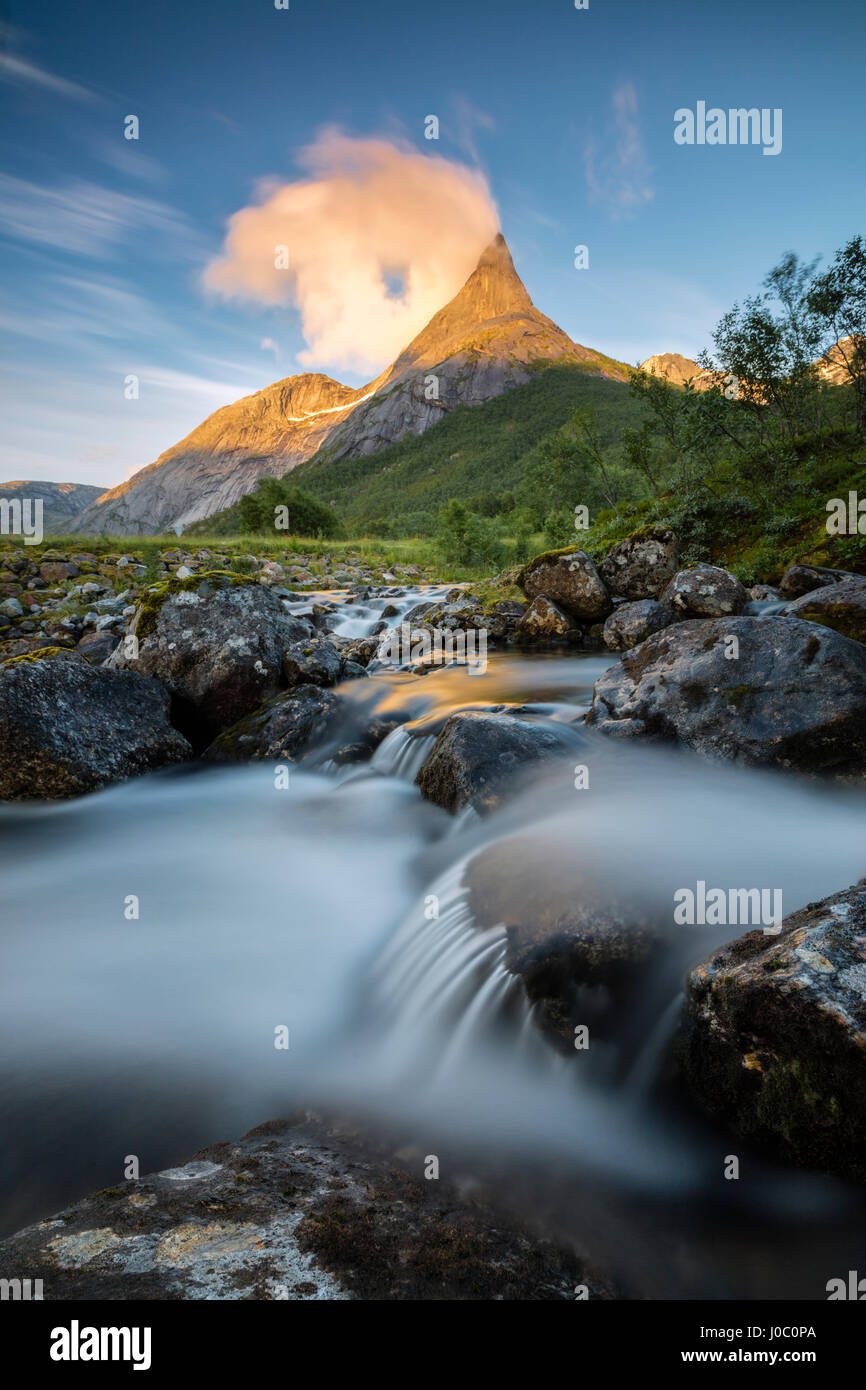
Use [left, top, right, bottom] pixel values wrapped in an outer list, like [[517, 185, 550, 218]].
[[202, 685, 344, 763], [0, 649, 191, 800], [586, 616, 866, 775], [416, 710, 582, 814], [0, 1116, 605, 1300], [677, 882, 866, 1181]]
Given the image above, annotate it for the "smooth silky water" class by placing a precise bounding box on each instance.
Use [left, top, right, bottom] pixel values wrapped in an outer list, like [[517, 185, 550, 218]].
[[2, 587, 866, 1296]]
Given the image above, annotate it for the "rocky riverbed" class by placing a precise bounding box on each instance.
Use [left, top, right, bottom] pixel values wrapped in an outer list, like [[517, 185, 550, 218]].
[[2, 529, 866, 1298]]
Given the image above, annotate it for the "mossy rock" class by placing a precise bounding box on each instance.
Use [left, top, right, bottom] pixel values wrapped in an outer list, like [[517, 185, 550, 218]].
[[134, 571, 259, 641]]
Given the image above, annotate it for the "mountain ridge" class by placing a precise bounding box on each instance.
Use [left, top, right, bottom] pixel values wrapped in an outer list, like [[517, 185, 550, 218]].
[[75, 235, 628, 536]]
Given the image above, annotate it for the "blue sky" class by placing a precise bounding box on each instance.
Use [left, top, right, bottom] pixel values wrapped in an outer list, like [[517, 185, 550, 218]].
[[1, 0, 864, 487]]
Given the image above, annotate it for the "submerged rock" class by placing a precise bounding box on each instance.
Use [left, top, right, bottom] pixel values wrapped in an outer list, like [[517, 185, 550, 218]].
[[661, 564, 747, 618], [416, 710, 581, 814], [0, 649, 191, 800], [677, 881, 866, 1181], [586, 616, 866, 776], [519, 549, 612, 622], [466, 835, 663, 1044], [598, 527, 679, 600]]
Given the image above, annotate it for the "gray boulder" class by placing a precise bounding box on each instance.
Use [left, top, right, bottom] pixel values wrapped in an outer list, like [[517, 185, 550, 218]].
[[109, 574, 308, 736], [515, 595, 577, 642], [519, 549, 612, 621], [586, 615, 866, 775], [662, 564, 747, 618], [0, 649, 191, 799], [416, 710, 581, 813], [282, 635, 344, 688], [602, 599, 678, 651], [598, 527, 679, 599]]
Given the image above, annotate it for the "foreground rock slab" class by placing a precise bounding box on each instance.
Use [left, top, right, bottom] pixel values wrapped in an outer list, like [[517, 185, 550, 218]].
[[0, 1117, 604, 1300], [677, 882, 866, 1182], [586, 616, 866, 776], [0, 650, 191, 800]]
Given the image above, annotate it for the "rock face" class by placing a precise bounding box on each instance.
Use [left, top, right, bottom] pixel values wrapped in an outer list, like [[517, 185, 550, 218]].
[[0, 650, 191, 799], [785, 578, 866, 644], [638, 353, 715, 389], [586, 616, 866, 775], [677, 882, 866, 1181], [662, 564, 747, 618], [602, 599, 677, 651], [519, 550, 612, 622], [598, 528, 679, 600], [75, 236, 625, 536], [0, 1116, 599, 1300], [109, 576, 313, 738], [416, 711, 581, 813]]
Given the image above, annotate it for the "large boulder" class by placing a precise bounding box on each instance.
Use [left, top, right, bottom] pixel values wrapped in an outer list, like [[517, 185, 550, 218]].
[[602, 599, 678, 651], [585, 616, 866, 775], [677, 881, 866, 1181], [784, 578, 866, 645], [661, 564, 747, 618], [519, 550, 612, 622], [0, 649, 191, 799], [598, 527, 679, 599], [416, 711, 581, 814], [109, 574, 314, 737]]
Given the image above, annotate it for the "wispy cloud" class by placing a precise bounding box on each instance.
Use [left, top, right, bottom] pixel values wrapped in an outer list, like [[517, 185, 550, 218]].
[[0, 51, 97, 103], [584, 80, 654, 220], [0, 175, 198, 258]]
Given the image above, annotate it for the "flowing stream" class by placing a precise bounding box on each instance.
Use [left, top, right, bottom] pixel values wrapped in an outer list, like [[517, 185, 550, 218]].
[[2, 584, 866, 1296]]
